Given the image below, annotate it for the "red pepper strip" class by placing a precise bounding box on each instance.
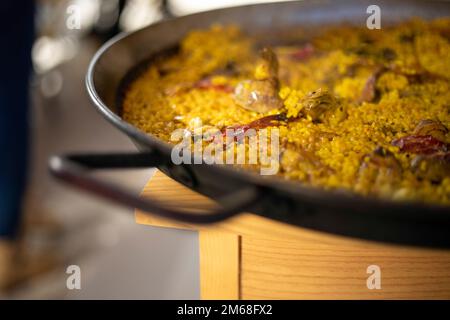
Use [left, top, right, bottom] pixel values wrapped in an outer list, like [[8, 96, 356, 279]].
[[194, 78, 234, 93], [219, 114, 287, 144], [247, 113, 288, 129], [392, 135, 448, 154], [289, 44, 315, 61]]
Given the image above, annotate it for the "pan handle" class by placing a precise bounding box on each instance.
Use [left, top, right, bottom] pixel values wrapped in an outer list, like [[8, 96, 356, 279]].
[[48, 152, 262, 223]]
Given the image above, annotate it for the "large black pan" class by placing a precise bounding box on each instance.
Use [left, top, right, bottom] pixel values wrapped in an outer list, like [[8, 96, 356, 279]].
[[49, 0, 450, 248]]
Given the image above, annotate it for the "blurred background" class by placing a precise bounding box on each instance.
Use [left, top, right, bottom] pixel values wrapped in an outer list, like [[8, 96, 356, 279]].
[[0, 0, 289, 299]]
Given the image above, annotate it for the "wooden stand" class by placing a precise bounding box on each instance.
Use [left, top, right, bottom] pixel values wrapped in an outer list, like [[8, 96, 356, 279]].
[[136, 171, 450, 299]]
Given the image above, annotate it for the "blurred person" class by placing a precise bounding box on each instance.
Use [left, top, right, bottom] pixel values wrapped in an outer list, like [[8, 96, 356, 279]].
[[0, 0, 35, 289]]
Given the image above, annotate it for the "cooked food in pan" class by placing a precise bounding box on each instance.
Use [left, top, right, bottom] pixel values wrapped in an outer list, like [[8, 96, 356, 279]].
[[122, 19, 450, 205]]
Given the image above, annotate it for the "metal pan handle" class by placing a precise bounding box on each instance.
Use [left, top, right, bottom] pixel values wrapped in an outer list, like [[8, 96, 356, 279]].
[[48, 152, 262, 223]]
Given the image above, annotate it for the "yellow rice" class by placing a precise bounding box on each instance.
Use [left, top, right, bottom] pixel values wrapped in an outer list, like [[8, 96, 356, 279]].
[[123, 20, 450, 205]]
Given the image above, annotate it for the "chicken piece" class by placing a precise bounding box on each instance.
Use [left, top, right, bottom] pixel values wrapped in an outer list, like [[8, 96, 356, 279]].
[[411, 152, 450, 183], [254, 47, 279, 80], [234, 79, 283, 113], [355, 147, 403, 195], [300, 88, 338, 121], [413, 119, 448, 142], [280, 146, 332, 182], [234, 47, 283, 113], [358, 67, 385, 103]]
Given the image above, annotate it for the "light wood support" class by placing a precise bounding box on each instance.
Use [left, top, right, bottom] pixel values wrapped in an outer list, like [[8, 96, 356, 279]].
[[199, 231, 240, 299], [136, 170, 450, 299]]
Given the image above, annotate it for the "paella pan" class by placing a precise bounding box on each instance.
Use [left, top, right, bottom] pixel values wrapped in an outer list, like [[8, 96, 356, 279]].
[[50, 0, 450, 247]]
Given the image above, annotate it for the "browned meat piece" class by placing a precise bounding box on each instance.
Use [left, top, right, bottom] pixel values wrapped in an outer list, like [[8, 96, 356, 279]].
[[413, 119, 448, 141], [255, 47, 279, 80], [280, 146, 333, 182], [234, 47, 283, 113], [300, 88, 338, 121], [358, 67, 385, 103], [234, 79, 283, 113], [355, 147, 403, 195], [411, 152, 450, 183]]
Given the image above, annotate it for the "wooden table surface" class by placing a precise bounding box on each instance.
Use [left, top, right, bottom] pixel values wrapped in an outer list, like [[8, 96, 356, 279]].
[[136, 170, 450, 299]]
